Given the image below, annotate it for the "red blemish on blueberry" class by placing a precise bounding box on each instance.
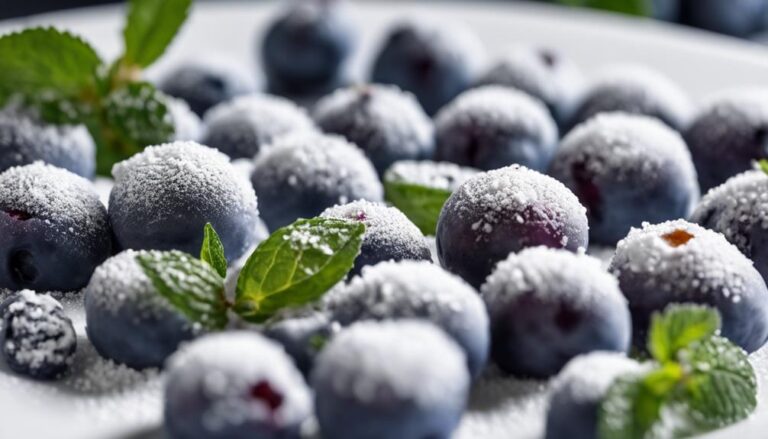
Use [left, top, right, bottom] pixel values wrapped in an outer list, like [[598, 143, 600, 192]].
[[661, 229, 694, 247], [250, 380, 284, 412], [571, 161, 602, 222], [5, 210, 31, 221], [355, 211, 367, 221]]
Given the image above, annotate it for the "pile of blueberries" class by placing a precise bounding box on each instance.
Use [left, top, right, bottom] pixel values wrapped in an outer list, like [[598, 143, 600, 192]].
[[3, 1, 768, 438]]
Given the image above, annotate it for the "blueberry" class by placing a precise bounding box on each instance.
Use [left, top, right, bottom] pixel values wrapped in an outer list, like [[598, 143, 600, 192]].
[[549, 113, 700, 245], [371, 20, 484, 115], [261, 0, 355, 98], [0, 108, 95, 179], [84, 250, 198, 369], [474, 46, 584, 128], [325, 260, 489, 378], [164, 331, 312, 439], [158, 60, 256, 117], [652, 0, 681, 21], [680, 0, 768, 37], [0, 290, 76, 380], [313, 84, 434, 175], [691, 170, 768, 284], [609, 220, 768, 353], [384, 160, 479, 193], [201, 94, 316, 160], [165, 96, 203, 142], [262, 310, 337, 378], [481, 247, 631, 378], [320, 201, 432, 276], [436, 165, 589, 288], [0, 163, 112, 292], [312, 320, 469, 439], [250, 133, 383, 231], [567, 65, 691, 133], [109, 141, 259, 262], [685, 89, 768, 192], [545, 352, 643, 439], [434, 86, 558, 172]]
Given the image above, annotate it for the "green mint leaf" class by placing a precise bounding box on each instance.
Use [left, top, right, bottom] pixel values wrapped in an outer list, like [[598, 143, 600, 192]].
[[758, 159, 768, 176], [137, 250, 229, 330], [0, 27, 102, 104], [234, 217, 365, 323], [557, 0, 649, 16], [384, 180, 452, 235], [200, 223, 227, 278], [648, 304, 721, 363], [122, 0, 192, 68], [681, 336, 757, 428]]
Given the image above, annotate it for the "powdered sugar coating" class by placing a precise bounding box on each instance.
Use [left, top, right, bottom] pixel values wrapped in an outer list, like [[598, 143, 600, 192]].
[[384, 160, 479, 191], [201, 94, 316, 159], [165, 96, 203, 142]]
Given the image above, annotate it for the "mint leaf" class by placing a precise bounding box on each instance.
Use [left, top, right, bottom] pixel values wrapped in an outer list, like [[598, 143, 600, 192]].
[[384, 180, 452, 235], [137, 250, 229, 330], [759, 159, 768, 176], [200, 223, 227, 278], [648, 304, 721, 363], [0, 28, 102, 104], [557, 0, 649, 15], [234, 217, 365, 323], [122, 0, 192, 68]]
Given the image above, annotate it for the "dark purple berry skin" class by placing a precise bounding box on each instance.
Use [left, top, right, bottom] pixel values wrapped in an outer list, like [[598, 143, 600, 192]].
[[371, 21, 483, 116], [263, 312, 335, 378], [680, 0, 768, 38], [261, 0, 355, 98], [158, 61, 255, 117]]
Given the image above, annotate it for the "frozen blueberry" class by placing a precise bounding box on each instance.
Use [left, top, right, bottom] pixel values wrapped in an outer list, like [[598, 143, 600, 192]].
[[165, 96, 203, 142], [325, 260, 489, 377], [0, 290, 76, 380], [436, 165, 589, 288], [158, 60, 256, 117], [320, 201, 431, 276], [545, 352, 644, 439], [263, 310, 338, 378], [691, 170, 768, 284], [313, 84, 434, 175], [261, 0, 355, 97], [312, 320, 469, 439], [685, 89, 768, 192], [680, 0, 768, 37], [201, 94, 316, 160], [371, 20, 485, 115], [0, 109, 95, 179], [384, 160, 479, 193], [652, 0, 681, 21], [481, 247, 631, 378], [434, 86, 558, 172], [109, 141, 259, 262], [609, 220, 768, 353], [165, 331, 312, 439], [0, 163, 111, 292], [250, 133, 383, 231], [474, 46, 583, 128], [84, 250, 198, 369], [567, 65, 691, 133], [549, 113, 700, 245]]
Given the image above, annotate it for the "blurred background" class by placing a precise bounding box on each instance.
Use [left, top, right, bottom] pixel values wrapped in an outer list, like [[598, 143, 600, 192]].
[[3, 0, 768, 41]]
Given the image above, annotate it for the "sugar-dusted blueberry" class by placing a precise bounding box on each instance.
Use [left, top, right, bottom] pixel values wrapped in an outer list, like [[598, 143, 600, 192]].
[[313, 84, 434, 175], [691, 170, 768, 284], [567, 65, 691, 133], [84, 250, 198, 369], [325, 260, 489, 377], [165, 331, 312, 439], [545, 352, 644, 439], [261, 0, 355, 97], [165, 96, 203, 142], [434, 86, 558, 172], [320, 201, 431, 276], [250, 133, 383, 231], [263, 310, 337, 378], [481, 247, 631, 378], [680, 0, 768, 37], [201, 94, 316, 160], [109, 141, 259, 262], [685, 89, 768, 192], [0, 290, 76, 380], [436, 165, 588, 288], [549, 113, 699, 245], [0, 108, 95, 178], [371, 20, 484, 115], [158, 59, 256, 117], [474, 46, 584, 128], [312, 320, 469, 439], [384, 160, 479, 192], [609, 220, 768, 353], [0, 163, 111, 292]]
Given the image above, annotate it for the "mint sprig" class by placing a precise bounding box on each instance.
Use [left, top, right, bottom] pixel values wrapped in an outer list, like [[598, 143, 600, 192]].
[[200, 222, 228, 278], [385, 180, 452, 235], [758, 159, 768, 176], [598, 304, 757, 439], [121, 0, 192, 68], [556, 0, 649, 16]]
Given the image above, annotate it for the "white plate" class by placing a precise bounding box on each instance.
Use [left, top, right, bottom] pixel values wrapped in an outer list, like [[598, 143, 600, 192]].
[[3, 2, 768, 438]]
